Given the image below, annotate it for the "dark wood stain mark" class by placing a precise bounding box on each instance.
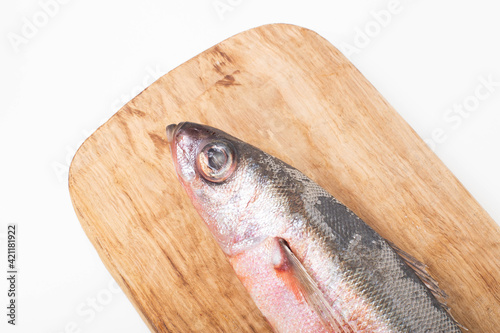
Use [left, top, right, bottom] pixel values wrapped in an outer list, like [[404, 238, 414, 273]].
[[162, 247, 189, 287], [149, 133, 169, 153], [215, 45, 233, 63], [212, 46, 236, 75], [213, 61, 224, 74], [216, 74, 241, 86], [125, 107, 147, 118]]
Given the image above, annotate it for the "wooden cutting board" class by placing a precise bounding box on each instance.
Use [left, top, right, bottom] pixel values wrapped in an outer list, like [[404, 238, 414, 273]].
[[69, 24, 500, 332]]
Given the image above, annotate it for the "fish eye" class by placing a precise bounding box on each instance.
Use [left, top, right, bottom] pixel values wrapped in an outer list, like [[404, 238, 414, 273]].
[[196, 141, 236, 183]]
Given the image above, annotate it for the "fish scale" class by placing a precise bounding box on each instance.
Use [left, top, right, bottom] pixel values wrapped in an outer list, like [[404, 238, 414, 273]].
[[167, 122, 462, 333]]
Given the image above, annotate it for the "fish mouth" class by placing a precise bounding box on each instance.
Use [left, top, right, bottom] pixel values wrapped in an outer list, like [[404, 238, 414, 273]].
[[166, 122, 201, 183], [166, 122, 187, 144], [166, 123, 184, 173]]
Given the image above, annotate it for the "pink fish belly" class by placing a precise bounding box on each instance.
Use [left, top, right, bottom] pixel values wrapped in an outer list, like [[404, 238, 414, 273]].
[[229, 237, 393, 333], [229, 237, 329, 332]]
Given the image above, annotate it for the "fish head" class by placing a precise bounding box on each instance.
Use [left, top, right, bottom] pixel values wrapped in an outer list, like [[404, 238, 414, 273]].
[[166, 122, 274, 255]]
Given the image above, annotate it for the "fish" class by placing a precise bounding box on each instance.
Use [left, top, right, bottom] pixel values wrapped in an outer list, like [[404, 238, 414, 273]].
[[166, 122, 462, 333]]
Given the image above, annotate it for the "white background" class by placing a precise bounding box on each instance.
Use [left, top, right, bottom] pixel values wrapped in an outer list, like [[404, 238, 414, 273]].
[[1, 0, 499, 332]]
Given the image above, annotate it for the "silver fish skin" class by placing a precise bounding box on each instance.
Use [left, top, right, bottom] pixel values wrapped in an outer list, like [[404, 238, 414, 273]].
[[166, 122, 462, 333]]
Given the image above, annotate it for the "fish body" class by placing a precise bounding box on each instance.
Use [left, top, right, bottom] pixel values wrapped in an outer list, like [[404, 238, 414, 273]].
[[166, 122, 461, 333]]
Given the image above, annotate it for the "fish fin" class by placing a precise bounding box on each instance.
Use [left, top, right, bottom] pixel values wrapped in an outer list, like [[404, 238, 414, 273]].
[[276, 238, 355, 333], [387, 241, 468, 330], [387, 241, 448, 303]]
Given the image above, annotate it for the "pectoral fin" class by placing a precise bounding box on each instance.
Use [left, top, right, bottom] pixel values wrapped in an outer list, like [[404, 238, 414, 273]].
[[274, 238, 355, 333]]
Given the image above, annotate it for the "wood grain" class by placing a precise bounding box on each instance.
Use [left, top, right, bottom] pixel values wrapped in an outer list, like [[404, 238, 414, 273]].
[[69, 24, 500, 332]]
